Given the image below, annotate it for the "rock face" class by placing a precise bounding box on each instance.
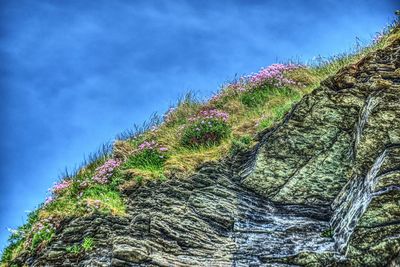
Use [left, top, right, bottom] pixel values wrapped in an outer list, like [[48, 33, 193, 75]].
[[16, 38, 400, 266]]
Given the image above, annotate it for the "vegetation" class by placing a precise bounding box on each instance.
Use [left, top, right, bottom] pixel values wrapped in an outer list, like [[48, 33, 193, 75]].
[[1, 20, 399, 266], [66, 237, 95, 255], [321, 228, 334, 238], [181, 109, 231, 147]]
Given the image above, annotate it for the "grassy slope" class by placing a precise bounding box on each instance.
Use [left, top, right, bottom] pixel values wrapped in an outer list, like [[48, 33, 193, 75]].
[[1, 21, 399, 266]]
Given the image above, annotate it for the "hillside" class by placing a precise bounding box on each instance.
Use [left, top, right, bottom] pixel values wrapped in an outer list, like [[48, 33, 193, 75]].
[[1, 22, 400, 267]]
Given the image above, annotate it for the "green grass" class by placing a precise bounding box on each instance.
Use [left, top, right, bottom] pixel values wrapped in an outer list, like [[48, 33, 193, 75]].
[[123, 149, 166, 171], [241, 85, 300, 108], [2, 21, 399, 266], [66, 237, 94, 255], [82, 237, 94, 251], [30, 227, 55, 252], [66, 244, 81, 255]]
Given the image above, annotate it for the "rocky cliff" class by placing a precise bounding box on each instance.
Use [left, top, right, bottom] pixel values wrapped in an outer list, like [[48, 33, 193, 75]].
[[12, 33, 400, 267]]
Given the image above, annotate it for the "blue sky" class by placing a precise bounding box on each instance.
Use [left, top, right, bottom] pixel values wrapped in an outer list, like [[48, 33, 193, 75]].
[[0, 0, 397, 250]]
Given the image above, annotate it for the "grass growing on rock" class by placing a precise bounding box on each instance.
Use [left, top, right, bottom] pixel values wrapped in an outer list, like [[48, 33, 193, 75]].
[[1, 22, 399, 266]]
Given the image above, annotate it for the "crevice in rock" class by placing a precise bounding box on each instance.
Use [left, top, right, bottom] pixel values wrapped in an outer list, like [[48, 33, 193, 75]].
[[330, 146, 392, 254], [349, 92, 380, 160], [372, 185, 400, 196]]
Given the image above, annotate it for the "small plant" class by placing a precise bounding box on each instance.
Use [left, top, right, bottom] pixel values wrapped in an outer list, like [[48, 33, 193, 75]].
[[66, 244, 81, 255], [181, 109, 231, 147], [66, 237, 94, 255], [82, 237, 94, 251], [321, 228, 334, 238], [135, 176, 144, 185]]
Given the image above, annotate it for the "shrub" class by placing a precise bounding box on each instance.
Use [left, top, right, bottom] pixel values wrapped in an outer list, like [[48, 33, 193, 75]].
[[181, 109, 231, 147], [1, 242, 20, 264]]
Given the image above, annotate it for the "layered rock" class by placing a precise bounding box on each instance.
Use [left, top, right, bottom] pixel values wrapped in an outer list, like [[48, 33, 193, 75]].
[[14, 37, 400, 266]]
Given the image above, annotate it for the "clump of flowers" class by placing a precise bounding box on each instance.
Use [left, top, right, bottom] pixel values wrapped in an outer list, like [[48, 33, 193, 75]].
[[181, 108, 231, 147], [50, 180, 72, 194], [209, 63, 302, 103], [188, 109, 229, 122], [248, 63, 301, 87], [92, 159, 122, 184], [137, 140, 169, 153]]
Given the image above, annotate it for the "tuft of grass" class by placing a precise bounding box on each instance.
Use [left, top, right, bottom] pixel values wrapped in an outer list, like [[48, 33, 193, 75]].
[[82, 237, 94, 251], [66, 237, 94, 255], [122, 149, 166, 171], [66, 244, 81, 255], [81, 185, 126, 216], [164, 92, 201, 127], [240, 85, 299, 108]]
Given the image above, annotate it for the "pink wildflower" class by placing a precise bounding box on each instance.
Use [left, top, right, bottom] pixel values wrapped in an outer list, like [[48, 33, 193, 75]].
[[44, 196, 54, 205], [189, 109, 229, 123], [137, 140, 169, 153], [51, 180, 72, 194], [92, 159, 121, 184], [138, 140, 157, 150], [248, 63, 300, 87]]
